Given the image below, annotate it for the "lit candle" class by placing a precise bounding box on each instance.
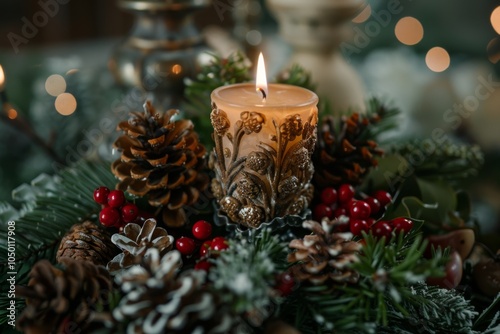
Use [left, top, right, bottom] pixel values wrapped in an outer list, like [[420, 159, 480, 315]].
[[210, 53, 318, 228]]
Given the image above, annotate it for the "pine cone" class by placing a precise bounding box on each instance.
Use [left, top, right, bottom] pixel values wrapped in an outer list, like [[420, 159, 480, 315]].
[[313, 112, 384, 187], [16, 258, 113, 334], [56, 221, 119, 266], [107, 218, 174, 275], [112, 101, 209, 227], [113, 249, 237, 333], [288, 219, 361, 286]]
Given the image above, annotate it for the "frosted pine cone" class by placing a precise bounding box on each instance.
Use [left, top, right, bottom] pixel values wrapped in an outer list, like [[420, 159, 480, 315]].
[[113, 249, 237, 333], [107, 218, 174, 275], [288, 219, 361, 286]]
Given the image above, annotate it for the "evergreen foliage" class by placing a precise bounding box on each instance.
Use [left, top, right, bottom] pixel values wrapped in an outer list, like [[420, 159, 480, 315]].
[[0, 160, 116, 325]]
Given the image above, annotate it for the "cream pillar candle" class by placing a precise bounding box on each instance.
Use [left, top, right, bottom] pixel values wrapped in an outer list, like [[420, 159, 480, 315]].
[[210, 54, 318, 228]]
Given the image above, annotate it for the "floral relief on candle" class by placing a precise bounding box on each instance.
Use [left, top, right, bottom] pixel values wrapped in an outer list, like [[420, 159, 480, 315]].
[[209, 83, 318, 228]]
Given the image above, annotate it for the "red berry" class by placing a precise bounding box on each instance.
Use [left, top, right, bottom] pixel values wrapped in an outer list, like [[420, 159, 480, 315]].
[[107, 190, 125, 208], [392, 217, 414, 234], [176, 237, 196, 255], [199, 240, 212, 257], [371, 221, 393, 240], [373, 190, 392, 207], [350, 219, 370, 236], [276, 272, 295, 296], [333, 207, 347, 218], [320, 187, 338, 205], [121, 203, 139, 223], [211, 237, 229, 251], [338, 184, 355, 203], [313, 203, 333, 221], [93, 187, 109, 205], [192, 220, 213, 240], [364, 197, 381, 216], [99, 207, 120, 227], [194, 260, 212, 272], [349, 201, 371, 220]]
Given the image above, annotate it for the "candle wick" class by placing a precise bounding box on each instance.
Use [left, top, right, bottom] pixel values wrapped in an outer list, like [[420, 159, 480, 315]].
[[257, 88, 267, 102]]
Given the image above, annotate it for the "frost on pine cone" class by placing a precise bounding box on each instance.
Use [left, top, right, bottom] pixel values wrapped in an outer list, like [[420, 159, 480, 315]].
[[107, 218, 174, 275], [313, 112, 384, 187], [112, 101, 209, 227], [16, 258, 113, 334], [56, 220, 119, 266], [288, 219, 361, 286], [113, 249, 237, 334]]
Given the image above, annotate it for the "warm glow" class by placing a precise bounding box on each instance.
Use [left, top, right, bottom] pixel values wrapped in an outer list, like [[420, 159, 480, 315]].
[[0, 65, 5, 90], [395, 17, 424, 46], [45, 74, 67, 97], [7, 108, 17, 120], [55, 93, 77, 116], [256, 52, 268, 101], [491, 6, 500, 34], [171, 64, 182, 75], [352, 5, 371, 24], [425, 47, 450, 72]]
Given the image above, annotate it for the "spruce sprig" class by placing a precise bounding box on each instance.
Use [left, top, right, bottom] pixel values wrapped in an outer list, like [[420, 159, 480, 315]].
[[350, 232, 447, 326], [382, 283, 478, 334], [208, 229, 287, 326]]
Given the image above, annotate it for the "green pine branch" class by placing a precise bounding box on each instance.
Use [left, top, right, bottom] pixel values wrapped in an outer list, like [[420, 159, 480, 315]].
[[0, 159, 116, 325], [208, 229, 288, 326], [283, 228, 451, 333], [382, 283, 477, 334]]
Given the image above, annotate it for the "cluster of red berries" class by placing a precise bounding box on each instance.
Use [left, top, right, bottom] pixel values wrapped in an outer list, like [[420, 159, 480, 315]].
[[313, 184, 413, 239], [174, 220, 229, 271], [93, 187, 139, 228]]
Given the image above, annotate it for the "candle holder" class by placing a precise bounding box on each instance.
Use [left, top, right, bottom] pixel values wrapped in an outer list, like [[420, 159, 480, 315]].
[[209, 84, 318, 228]]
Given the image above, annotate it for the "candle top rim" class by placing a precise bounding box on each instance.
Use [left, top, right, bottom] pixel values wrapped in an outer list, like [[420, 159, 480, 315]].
[[211, 83, 318, 109]]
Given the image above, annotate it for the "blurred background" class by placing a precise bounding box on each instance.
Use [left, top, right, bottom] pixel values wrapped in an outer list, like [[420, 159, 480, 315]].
[[0, 0, 499, 235]]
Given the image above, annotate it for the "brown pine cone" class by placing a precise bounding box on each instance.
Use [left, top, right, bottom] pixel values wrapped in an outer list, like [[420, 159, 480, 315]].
[[16, 258, 113, 334], [288, 219, 361, 286], [112, 101, 209, 227], [107, 218, 174, 275], [113, 249, 238, 333], [56, 221, 119, 266], [313, 112, 384, 187]]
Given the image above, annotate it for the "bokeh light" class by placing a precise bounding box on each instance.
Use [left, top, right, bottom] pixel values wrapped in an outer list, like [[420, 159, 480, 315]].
[[45, 74, 67, 97], [246, 30, 262, 46], [171, 64, 182, 75], [7, 108, 17, 120], [395, 17, 424, 45], [491, 6, 500, 34], [55, 93, 77, 116], [425, 47, 450, 72], [352, 5, 371, 24]]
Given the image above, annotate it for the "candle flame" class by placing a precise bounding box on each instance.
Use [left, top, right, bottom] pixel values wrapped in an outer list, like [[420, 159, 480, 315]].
[[256, 52, 268, 101], [0, 65, 5, 91]]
